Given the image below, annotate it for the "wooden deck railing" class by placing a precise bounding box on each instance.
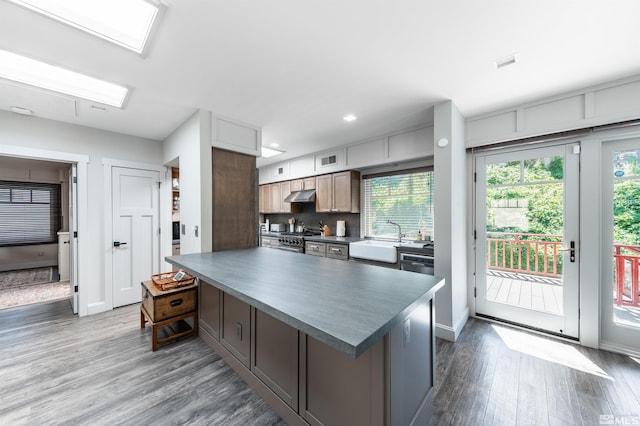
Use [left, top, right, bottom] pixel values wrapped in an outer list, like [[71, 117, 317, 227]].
[[486, 232, 563, 278], [614, 244, 640, 307], [487, 232, 640, 308]]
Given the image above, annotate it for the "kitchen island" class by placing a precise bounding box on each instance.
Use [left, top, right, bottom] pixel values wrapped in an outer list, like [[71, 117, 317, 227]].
[[167, 248, 444, 426]]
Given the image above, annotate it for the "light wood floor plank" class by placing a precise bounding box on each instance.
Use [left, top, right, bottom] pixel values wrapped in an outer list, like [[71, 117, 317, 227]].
[[431, 317, 640, 426], [0, 300, 285, 426]]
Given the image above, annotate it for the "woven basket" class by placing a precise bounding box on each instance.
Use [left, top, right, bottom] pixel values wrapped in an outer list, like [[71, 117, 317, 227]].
[[151, 271, 195, 291]]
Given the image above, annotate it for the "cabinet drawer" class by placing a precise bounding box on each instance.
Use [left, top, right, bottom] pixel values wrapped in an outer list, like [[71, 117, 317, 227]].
[[305, 241, 326, 257], [326, 244, 348, 260], [141, 282, 196, 323]]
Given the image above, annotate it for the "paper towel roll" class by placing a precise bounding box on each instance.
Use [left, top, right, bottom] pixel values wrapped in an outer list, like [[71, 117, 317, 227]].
[[336, 220, 346, 237]]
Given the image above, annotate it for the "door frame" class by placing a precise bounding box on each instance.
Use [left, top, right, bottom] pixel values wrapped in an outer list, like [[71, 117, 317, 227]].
[[600, 136, 640, 356], [0, 143, 89, 315], [472, 142, 580, 338], [103, 158, 166, 310]]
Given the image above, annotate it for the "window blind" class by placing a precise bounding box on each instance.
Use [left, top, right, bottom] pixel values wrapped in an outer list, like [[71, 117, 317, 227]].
[[0, 181, 62, 247], [363, 169, 434, 240]]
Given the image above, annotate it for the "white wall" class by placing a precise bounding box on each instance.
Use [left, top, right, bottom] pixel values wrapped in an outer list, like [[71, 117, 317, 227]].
[[433, 101, 468, 341], [0, 110, 163, 316], [162, 110, 213, 268]]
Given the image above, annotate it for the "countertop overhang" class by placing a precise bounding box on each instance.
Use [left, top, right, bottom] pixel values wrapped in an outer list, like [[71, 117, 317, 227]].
[[166, 248, 444, 358]]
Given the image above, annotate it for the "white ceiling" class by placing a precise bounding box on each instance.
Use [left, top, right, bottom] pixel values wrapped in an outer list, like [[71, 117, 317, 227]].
[[1, 0, 639, 168]]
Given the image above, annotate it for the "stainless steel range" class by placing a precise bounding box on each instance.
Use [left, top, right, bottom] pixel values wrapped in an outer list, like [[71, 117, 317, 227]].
[[276, 231, 321, 253]]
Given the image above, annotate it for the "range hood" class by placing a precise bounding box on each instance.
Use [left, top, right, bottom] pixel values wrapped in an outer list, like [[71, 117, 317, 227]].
[[284, 189, 316, 203]]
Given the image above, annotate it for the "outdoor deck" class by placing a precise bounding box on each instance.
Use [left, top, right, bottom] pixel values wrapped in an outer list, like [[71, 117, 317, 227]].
[[486, 270, 563, 315]]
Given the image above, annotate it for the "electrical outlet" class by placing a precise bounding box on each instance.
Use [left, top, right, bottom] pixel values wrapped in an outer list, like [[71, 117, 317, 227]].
[[403, 318, 411, 346]]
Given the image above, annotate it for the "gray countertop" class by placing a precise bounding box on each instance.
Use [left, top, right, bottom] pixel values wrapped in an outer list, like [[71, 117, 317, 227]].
[[166, 248, 443, 358]]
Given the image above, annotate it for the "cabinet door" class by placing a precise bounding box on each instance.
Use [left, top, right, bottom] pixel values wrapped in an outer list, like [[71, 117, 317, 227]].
[[252, 309, 299, 410], [259, 185, 270, 213], [199, 282, 221, 341], [280, 181, 291, 213], [221, 293, 251, 367], [315, 174, 333, 212], [290, 179, 303, 192], [332, 171, 352, 212], [303, 177, 316, 190], [269, 183, 281, 214]]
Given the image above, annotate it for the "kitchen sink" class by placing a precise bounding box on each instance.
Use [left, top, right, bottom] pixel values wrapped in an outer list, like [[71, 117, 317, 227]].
[[349, 239, 406, 263]]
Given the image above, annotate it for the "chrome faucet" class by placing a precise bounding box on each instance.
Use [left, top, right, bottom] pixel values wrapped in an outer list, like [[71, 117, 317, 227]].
[[387, 220, 402, 242]]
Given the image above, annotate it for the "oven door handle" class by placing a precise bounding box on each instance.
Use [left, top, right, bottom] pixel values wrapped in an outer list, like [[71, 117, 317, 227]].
[[276, 246, 303, 253]]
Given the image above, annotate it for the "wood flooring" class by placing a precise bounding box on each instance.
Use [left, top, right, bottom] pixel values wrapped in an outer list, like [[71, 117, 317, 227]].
[[1, 300, 639, 425], [431, 318, 640, 426], [0, 300, 285, 425]]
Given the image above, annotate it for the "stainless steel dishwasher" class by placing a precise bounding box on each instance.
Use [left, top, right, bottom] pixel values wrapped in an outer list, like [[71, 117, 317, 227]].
[[400, 252, 434, 275]]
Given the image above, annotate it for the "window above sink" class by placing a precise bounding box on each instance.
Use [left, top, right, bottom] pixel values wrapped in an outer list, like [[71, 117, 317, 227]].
[[362, 168, 434, 241]]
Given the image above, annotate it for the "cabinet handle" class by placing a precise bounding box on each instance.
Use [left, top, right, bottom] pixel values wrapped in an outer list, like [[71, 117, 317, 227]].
[[330, 248, 341, 252], [170, 299, 183, 307], [310, 245, 319, 250]]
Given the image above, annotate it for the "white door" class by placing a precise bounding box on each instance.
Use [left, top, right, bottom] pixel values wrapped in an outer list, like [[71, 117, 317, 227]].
[[112, 167, 160, 307], [68, 164, 78, 314], [601, 138, 640, 354], [475, 144, 580, 338]]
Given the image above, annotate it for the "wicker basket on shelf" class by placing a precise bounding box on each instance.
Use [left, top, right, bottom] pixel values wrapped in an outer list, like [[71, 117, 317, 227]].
[[151, 271, 195, 291]]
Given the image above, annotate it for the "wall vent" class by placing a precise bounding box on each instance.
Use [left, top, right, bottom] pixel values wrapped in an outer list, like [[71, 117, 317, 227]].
[[321, 155, 337, 166], [278, 167, 284, 175]]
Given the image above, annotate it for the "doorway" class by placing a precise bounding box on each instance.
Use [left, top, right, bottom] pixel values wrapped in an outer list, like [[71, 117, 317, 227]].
[[0, 157, 78, 311], [601, 138, 640, 353], [474, 143, 580, 338]]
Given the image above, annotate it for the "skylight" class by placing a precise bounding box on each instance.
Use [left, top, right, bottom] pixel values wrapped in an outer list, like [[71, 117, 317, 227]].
[[0, 49, 128, 107], [261, 147, 284, 158], [7, 0, 160, 54]]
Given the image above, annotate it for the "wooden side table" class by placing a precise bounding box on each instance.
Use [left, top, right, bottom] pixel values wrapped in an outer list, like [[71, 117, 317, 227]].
[[140, 280, 198, 351]]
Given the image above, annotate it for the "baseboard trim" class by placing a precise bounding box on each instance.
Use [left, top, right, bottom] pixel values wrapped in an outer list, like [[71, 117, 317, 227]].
[[600, 341, 640, 358], [435, 306, 469, 342]]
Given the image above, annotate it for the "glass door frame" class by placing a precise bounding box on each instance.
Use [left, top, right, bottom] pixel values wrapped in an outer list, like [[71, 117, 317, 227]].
[[601, 137, 640, 353], [474, 142, 580, 338]]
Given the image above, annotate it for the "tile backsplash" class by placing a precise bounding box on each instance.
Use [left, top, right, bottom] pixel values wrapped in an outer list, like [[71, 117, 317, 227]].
[[263, 203, 360, 237]]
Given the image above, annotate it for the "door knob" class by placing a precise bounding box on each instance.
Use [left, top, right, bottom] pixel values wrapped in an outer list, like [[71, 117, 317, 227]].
[[113, 241, 128, 247]]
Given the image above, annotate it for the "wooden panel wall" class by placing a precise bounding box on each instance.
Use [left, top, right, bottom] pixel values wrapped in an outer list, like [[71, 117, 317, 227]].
[[212, 148, 257, 251]]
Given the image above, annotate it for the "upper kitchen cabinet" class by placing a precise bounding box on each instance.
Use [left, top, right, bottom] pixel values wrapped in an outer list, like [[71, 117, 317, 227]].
[[290, 177, 315, 192], [316, 171, 360, 213], [259, 181, 300, 213]]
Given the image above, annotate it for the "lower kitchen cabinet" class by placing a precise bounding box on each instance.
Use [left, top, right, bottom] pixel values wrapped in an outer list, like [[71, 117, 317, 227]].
[[301, 336, 384, 426], [305, 241, 326, 257], [252, 309, 299, 410], [199, 281, 221, 340], [221, 293, 251, 367], [326, 243, 348, 260], [305, 241, 349, 261], [195, 277, 437, 426]]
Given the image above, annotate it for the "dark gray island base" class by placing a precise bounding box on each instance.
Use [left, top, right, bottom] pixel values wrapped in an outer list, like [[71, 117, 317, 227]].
[[167, 248, 444, 426]]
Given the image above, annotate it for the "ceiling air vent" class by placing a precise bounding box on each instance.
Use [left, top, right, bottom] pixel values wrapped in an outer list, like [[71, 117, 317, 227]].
[[321, 155, 337, 166]]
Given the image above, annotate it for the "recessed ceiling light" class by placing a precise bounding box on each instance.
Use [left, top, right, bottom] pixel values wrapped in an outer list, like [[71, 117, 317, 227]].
[[261, 146, 284, 158], [269, 143, 280, 147], [495, 53, 518, 69], [7, 0, 161, 54], [0, 49, 128, 107], [343, 114, 357, 122]]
